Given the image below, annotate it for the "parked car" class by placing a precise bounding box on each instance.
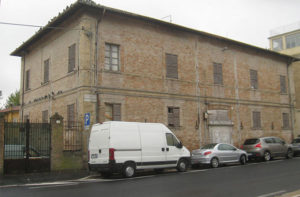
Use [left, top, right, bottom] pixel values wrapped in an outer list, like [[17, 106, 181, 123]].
[[241, 137, 293, 161], [291, 137, 300, 156], [88, 121, 191, 178], [191, 143, 248, 168]]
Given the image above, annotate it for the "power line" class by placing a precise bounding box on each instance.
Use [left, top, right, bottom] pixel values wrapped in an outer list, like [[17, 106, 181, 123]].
[[0, 21, 84, 31]]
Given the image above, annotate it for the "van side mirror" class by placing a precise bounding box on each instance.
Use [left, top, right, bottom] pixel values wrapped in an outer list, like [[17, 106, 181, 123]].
[[176, 142, 183, 149]]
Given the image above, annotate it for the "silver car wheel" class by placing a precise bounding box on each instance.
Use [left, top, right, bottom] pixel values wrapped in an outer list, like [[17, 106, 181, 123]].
[[264, 151, 271, 161], [240, 155, 246, 165], [211, 158, 219, 168], [286, 149, 293, 159]]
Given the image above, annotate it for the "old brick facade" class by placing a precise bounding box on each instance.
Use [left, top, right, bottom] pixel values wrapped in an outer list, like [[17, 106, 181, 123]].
[[12, 1, 298, 152]]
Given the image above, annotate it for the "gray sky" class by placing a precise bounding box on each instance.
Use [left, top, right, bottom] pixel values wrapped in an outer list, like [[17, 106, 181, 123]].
[[0, 0, 300, 108]]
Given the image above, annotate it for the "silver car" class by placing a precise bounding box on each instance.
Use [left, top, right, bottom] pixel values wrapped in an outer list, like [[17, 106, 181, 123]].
[[291, 137, 300, 156], [241, 137, 293, 161], [191, 143, 248, 168]]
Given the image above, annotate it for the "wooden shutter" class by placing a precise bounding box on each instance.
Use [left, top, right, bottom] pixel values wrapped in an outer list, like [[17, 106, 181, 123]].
[[44, 59, 49, 83], [25, 70, 30, 90], [213, 63, 223, 85], [280, 75, 287, 93], [282, 113, 289, 129], [113, 104, 121, 121], [250, 69, 258, 89], [68, 44, 76, 72], [166, 54, 178, 79], [253, 111, 261, 129]]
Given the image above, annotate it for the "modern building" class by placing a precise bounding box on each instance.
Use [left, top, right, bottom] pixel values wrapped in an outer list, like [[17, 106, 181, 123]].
[[269, 22, 300, 137], [11, 0, 299, 152]]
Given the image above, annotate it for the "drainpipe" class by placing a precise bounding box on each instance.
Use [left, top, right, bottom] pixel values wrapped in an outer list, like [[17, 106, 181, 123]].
[[95, 8, 106, 123], [287, 58, 296, 140], [21, 53, 26, 121]]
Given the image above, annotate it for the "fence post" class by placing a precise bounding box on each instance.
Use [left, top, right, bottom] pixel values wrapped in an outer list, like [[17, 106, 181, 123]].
[[50, 113, 64, 171], [0, 118, 4, 175], [25, 119, 30, 173]]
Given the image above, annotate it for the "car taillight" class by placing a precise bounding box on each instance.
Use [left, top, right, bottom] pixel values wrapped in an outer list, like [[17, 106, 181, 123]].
[[255, 143, 262, 148], [109, 148, 115, 161], [204, 151, 212, 156], [240, 145, 244, 149]]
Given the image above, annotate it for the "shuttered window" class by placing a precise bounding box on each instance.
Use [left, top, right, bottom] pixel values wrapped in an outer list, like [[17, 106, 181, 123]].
[[67, 104, 75, 128], [42, 110, 48, 123], [44, 59, 49, 83], [25, 70, 30, 91], [213, 63, 223, 85], [280, 75, 287, 93], [282, 113, 290, 129], [168, 107, 180, 127], [105, 43, 120, 71], [252, 111, 261, 129], [166, 53, 178, 79], [68, 44, 76, 73], [105, 103, 121, 121], [250, 69, 258, 89]]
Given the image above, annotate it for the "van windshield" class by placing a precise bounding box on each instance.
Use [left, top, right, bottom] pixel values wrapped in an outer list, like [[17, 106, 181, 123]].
[[201, 143, 217, 150], [244, 138, 260, 145]]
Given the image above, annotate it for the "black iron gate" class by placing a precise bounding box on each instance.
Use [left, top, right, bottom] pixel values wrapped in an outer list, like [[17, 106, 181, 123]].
[[4, 121, 51, 174]]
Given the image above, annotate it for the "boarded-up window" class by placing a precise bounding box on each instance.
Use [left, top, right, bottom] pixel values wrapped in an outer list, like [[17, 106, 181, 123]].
[[166, 54, 178, 79], [44, 59, 49, 83], [252, 111, 261, 129], [42, 110, 48, 123], [105, 43, 120, 71], [213, 63, 223, 85], [68, 44, 76, 73], [105, 103, 121, 121], [25, 70, 30, 90], [282, 113, 290, 129], [280, 75, 287, 93], [67, 104, 75, 128], [168, 107, 180, 127], [250, 69, 258, 89]]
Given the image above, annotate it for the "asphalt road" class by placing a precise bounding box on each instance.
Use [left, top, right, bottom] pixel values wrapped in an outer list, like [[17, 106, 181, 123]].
[[1, 158, 300, 197]]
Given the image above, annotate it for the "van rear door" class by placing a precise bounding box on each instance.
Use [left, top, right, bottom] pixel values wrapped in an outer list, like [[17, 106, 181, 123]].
[[89, 126, 110, 164]]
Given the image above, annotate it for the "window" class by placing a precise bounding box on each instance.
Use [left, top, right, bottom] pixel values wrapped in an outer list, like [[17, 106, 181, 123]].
[[44, 59, 49, 83], [24, 115, 29, 122], [213, 63, 223, 85], [166, 133, 180, 146], [42, 110, 48, 123], [264, 138, 274, 144], [280, 75, 287, 93], [272, 38, 283, 51], [168, 107, 180, 127], [25, 70, 30, 91], [218, 144, 236, 151], [250, 69, 258, 89], [252, 111, 261, 129], [67, 104, 75, 128], [105, 43, 120, 71], [68, 44, 76, 73], [166, 53, 178, 79], [282, 113, 290, 129], [105, 103, 121, 121], [286, 32, 300, 49]]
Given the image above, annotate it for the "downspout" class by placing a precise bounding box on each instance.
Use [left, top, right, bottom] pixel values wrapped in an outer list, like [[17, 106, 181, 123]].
[[21, 53, 26, 121], [287, 58, 296, 140], [95, 8, 106, 123]]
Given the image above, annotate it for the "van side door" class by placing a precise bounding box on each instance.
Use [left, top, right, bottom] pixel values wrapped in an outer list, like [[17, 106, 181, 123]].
[[165, 133, 182, 167]]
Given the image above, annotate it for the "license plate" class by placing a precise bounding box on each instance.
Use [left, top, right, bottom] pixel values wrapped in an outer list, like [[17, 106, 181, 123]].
[[91, 154, 98, 159]]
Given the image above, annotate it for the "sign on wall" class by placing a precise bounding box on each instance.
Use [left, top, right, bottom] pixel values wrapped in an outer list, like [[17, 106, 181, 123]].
[[84, 113, 90, 130]]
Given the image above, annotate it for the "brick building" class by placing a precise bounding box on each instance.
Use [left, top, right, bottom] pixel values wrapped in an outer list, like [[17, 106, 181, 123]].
[[11, 0, 299, 151]]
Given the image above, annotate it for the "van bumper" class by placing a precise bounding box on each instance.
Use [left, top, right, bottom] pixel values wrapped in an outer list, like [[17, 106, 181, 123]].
[[88, 160, 123, 173]]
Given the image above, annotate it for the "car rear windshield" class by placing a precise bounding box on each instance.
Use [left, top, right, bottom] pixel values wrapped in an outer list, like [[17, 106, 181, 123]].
[[201, 143, 217, 149], [244, 138, 260, 145], [292, 139, 300, 143]]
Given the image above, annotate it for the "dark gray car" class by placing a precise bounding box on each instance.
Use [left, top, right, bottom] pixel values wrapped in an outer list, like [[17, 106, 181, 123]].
[[241, 137, 293, 161]]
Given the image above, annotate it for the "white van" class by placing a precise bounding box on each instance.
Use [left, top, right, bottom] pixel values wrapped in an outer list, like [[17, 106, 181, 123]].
[[88, 121, 190, 178]]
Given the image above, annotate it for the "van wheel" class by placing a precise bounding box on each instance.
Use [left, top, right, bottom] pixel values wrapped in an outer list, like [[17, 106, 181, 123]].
[[122, 163, 136, 178], [177, 159, 188, 172]]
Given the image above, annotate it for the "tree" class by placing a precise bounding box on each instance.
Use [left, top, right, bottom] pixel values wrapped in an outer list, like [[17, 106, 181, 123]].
[[5, 90, 20, 108]]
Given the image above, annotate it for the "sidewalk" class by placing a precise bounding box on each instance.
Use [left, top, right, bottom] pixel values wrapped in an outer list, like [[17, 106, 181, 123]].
[[280, 190, 300, 197], [0, 170, 90, 186]]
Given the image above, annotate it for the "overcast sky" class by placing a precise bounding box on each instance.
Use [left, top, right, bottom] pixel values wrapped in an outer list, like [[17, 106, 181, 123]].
[[0, 0, 300, 108]]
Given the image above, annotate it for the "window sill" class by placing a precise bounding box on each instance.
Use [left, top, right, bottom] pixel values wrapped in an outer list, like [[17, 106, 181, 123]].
[[282, 127, 291, 130], [251, 127, 262, 130], [280, 92, 288, 95], [103, 70, 122, 74], [67, 70, 77, 76], [41, 81, 49, 86]]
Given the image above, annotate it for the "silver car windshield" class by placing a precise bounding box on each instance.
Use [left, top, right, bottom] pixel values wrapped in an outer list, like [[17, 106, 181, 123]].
[[201, 143, 217, 149]]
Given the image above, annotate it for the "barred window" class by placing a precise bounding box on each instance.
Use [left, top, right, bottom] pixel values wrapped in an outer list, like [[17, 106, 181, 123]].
[[64, 104, 81, 151], [168, 107, 180, 128], [105, 43, 120, 71], [166, 53, 178, 79], [250, 69, 258, 89], [280, 75, 287, 93], [68, 44, 76, 73], [282, 113, 290, 129], [44, 59, 49, 83], [252, 111, 261, 129], [213, 63, 223, 85]]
